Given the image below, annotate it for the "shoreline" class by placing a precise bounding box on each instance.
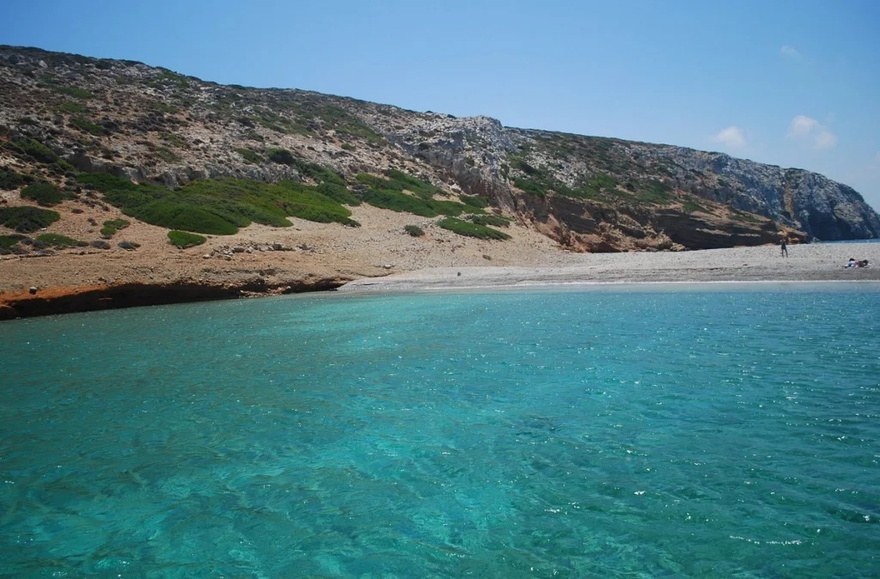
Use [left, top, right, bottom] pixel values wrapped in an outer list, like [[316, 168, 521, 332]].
[[2, 242, 878, 321]]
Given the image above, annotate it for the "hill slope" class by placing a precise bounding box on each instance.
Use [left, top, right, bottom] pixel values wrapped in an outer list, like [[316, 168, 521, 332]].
[[1, 45, 879, 317]]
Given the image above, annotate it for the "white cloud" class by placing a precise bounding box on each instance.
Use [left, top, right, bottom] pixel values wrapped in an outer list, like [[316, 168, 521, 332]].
[[787, 115, 819, 138], [787, 115, 837, 149], [781, 45, 802, 59], [814, 130, 838, 149], [710, 126, 747, 149]]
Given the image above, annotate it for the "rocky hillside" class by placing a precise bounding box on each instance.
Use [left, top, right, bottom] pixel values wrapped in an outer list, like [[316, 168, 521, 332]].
[[1, 44, 878, 258]]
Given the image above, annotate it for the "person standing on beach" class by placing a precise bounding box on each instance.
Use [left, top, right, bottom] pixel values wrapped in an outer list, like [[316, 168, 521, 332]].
[[780, 239, 788, 257]]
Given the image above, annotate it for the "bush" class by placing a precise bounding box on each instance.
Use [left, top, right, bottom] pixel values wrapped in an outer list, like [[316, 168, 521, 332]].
[[0, 206, 61, 232], [69, 117, 107, 136], [11, 139, 59, 164], [355, 172, 478, 217], [35, 233, 88, 247], [103, 219, 130, 230], [437, 217, 511, 240], [295, 160, 346, 186], [0, 168, 27, 190], [118, 241, 140, 250], [21, 182, 63, 206], [267, 148, 295, 165], [131, 201, 239, 235], [236, 148, 263, 164], [459, 194, 488, 208], [470, 214, 511, 227], [0, 234, 25, 249], [404, 225, 424, 237], [58, 101, 86, 114], [52, 85, 92, 99], [79, 173, 361, 234], [168, 230, 207, 248], [90, 240, 111, 249]]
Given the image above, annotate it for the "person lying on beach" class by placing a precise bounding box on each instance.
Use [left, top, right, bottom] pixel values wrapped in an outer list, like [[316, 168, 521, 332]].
[[845, 259, 870, 268]]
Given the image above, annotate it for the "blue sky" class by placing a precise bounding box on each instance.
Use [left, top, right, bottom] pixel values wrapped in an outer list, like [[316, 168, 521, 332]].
[[3, 0, 879, 210]]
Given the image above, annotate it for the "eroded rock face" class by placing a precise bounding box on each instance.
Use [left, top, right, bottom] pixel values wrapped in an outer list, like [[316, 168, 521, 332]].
[[1, 44, 877, 253]]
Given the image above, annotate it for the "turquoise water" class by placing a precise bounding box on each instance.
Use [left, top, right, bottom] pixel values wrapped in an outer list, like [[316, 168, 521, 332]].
[[1, 284, 879, 577]]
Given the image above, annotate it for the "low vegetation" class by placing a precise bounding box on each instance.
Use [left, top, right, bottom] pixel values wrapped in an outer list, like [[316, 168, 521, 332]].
[[100, 218, 130, 237], [437, 217, 511, 240], [51, 85, 93, 99], [470, 214, 511, 227], [0, 168, 28, 191], [20, 182, 63, 206], [236, 148, 263, 164], [404, 225, 424, 237], [77, 172, 359, 235], [0, 206, 61, 232], [69, 117, 108, 136], [0, 234, 24, 249], [167, 230, 207, 248], [355, 170, 483, 217], [8, 138, 60, 164]]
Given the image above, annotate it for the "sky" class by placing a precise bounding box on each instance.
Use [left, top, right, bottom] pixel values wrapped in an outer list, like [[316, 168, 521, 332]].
[[2, 0, 879, 210]]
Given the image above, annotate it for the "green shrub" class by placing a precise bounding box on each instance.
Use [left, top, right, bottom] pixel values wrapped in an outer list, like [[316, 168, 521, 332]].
[[118, 241, 140, 250], [11, 139, 59, 164], [236, 148, 263, 164], [103, 219, 130, 230], [355, 172, 476, 217], [77, 172, 141, 192], [295, 160, 347, 186], [471, 214, 511, 227], [437, 217, 510, 240], [52, 85, 92, 99], [637, 180, 674, 205], [0, 234, 24, 249], [315, 182, 360, 206], [58, 101, 86, 114], [404, 225, 424, 237], [0, 206, 61, 232], [683, 200, 705, 212], [78, 173, 361, 233], [100, 219, 130, 237], [35, 233, 87, 247], [154, 146, 179, 162], [132, 201, 239, 234], [459, 194, 488, 208], [383, 169, 444, 198], [68, 117, 107, 136], [168, 230, 207, 248], [267, 148, 295, 165], [0, 168, 27, 191], [21, 182, 62, 206]]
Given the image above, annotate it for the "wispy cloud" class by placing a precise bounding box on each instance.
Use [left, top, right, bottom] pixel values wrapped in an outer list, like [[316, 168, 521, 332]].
[[710, 126, 747, 149], [781, 45, 802, 60], [787, 115, 837, 149]]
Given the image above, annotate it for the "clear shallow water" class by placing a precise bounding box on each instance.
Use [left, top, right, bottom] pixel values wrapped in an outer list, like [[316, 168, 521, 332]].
[[1, 284, 879, 577]]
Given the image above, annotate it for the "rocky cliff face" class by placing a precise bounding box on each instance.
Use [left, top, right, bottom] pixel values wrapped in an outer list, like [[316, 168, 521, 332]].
[[1, 45, 877, 252]]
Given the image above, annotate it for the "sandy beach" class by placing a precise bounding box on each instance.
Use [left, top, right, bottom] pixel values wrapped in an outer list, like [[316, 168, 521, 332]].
[[338, 242, 880, 292]]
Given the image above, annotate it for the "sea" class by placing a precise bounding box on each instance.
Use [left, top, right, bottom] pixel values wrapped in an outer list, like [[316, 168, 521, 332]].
[[1, 283, 878, 577]]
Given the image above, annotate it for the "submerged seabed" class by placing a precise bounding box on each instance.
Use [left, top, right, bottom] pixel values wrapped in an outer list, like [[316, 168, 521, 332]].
[[1, 284, 879, 577]]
